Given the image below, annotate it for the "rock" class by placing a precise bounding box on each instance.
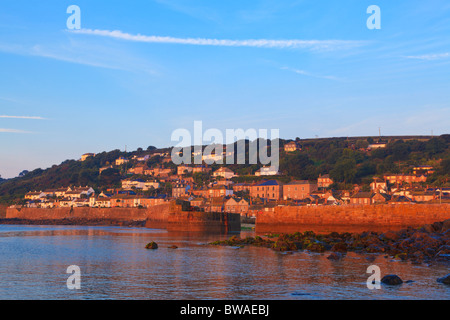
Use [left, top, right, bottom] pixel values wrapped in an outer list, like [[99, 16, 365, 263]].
[[437, 274, 450, 285], [168, 245, 178, 249], [272, 240, 297, 252], [421, 224, 435, 234], [435, 245, 450, 257], [381, 275, 403, 285], [331, 242, 348, 253], [431, 222, 443, 233], [327, 252, 343, 260], [306, 242, 325, 253], [442, 220, 450, 233], [145, 242, 158, 249], [380, 230, 400, 242]]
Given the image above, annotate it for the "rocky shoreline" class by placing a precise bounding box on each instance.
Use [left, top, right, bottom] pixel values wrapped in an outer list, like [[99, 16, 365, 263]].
[[210, 220, 450, 265], [0, 218, 147, 227]]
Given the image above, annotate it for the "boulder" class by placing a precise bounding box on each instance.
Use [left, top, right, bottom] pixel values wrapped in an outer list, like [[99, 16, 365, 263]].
[[327, 252, 343, 260], [145, 242, 158, 249], [381, 275, 403, 285], [380, 230, 400, 242], [437, 274, 450, 285], [442, 220, 450, 233], [331, 242, 348, 253]]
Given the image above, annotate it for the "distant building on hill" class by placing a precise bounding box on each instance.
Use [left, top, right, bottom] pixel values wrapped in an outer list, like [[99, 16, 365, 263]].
[[81, 153, 95, 161], [318, 174, 334, 188], [284, 141, 301, 152]]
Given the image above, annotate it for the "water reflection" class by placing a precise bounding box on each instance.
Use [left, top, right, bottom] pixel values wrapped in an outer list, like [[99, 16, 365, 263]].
[[0, 225, 448, 300]]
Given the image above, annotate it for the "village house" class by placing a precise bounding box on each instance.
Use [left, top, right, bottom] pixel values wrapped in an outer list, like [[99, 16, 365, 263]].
[[213, 167, 236, 180], [62, 187, 95, 200], [255, 166, 279, 176], [73, 198, 90, 207], [122, 178, 160, 191], [204, 197, 226, 212], [177, 165, 193, 175], [53, 188, 69, 198], [192, 188, 209, 198], [215, 179, 234, 187], [139, 197, 166, 207], [144, 167, 173, 177], [115, 157, 129, 166], [372, 192, 391, 204], [207, 185, 233, 198], [284, 141, 301, 152], [389, 195, 415, 205], [368, 142, 387, 150], [350, 192, 374, 205], [283, 180, 318, 200], [190, 198, 205, 208], [384, 174, 428, 185], [58, 198, 74, 208], [24, 191, 45, 200], [224, 198, 249, 215], [370, 177, 388, 193], [90, 196, 112, 208], [411, 191, 435, 203], [135, 155, 150, 162], [172, 184, 189, 198], [202, 153, 223, 163], [250, 180, 283, 200], [127, 164, 148, 175], [192, 165, 212, 174], [232, 183, 251, 193], [39, 201, 55, 209], [413, 166, 435, 175], [317, 174, 334, 188]]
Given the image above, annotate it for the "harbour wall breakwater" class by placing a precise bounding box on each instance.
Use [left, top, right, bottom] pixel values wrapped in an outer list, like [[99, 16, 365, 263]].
[[256, 204, 450, 234], [0, 205, 7, 218], [5, 202, 241, 233]]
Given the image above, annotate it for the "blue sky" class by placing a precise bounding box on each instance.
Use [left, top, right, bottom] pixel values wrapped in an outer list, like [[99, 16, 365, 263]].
[[1, 0, 450, 178]]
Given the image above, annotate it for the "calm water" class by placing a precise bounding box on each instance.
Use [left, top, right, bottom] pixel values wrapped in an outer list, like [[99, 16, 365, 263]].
[[0, 225, 449, 300]]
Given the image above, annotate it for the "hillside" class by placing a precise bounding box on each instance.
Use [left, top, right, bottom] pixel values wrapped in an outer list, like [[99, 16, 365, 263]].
[[0, 135, 449, 204]]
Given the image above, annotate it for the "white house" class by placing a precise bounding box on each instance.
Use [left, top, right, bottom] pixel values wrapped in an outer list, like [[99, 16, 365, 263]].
[[255, 166, 279, 176], [213, 167, 236, 179]]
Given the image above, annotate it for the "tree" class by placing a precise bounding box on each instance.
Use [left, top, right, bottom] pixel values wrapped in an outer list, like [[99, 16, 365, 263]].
[[330, 158, 357, 183], [19, 170, 29, 177]]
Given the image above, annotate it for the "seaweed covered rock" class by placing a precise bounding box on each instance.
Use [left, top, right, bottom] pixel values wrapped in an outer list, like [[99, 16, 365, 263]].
[[381, 275, 403, 285], [145, 242, 158, 249], [437, 274, 450, 285]]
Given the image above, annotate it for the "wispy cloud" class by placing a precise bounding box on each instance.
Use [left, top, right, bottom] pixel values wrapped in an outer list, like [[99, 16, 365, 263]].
[[0, 128, 32, 133], [281, 66, 342, 81], [0, 115, 46, 120], [404, 52, 450, 60], [70, 28, 366, 51], [0, 40, 157, 74]]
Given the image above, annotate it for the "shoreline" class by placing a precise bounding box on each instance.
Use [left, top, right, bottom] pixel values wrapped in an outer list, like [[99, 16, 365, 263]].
[[210, 219, 450, 266], [0, 218, 147, 228]]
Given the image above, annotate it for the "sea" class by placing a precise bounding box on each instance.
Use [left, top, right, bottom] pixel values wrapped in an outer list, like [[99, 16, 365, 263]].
[[0, 225, 448, 300]]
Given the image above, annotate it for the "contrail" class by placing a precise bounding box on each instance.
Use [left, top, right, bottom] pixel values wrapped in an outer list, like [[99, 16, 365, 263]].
[[70, 28, 365, 51]]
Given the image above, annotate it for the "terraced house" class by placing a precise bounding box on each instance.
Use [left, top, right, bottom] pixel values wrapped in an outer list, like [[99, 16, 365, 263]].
[[250, 180, 283, 200]]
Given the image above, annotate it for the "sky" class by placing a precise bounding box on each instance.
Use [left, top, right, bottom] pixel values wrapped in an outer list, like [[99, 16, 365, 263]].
[[1, 0, 450, 178]]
